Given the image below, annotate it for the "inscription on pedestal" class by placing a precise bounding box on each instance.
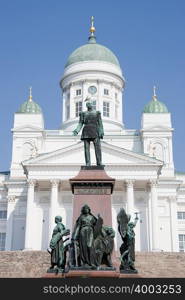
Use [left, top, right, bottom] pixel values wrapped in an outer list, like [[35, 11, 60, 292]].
[[74, 188, 111, 195]]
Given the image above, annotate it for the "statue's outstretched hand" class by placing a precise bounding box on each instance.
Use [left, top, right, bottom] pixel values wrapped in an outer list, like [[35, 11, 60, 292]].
[[73, 130, 78, 136]]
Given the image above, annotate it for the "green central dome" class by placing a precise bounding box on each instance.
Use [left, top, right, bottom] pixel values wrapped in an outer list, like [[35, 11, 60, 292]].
[[65, 36, 120, 68]]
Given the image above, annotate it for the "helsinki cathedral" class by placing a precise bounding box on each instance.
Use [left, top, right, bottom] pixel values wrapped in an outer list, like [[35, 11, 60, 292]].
[[0, 17, 185, 253]]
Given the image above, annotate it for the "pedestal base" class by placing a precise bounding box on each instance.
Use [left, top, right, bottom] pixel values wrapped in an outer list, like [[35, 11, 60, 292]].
[[120, 269, 138, 274], [43, 270, 119, 278], [69, 266, 116, 271], [43, 270, 141, 278], [47, 268, 65, 274], [65, 270, 119, 278]]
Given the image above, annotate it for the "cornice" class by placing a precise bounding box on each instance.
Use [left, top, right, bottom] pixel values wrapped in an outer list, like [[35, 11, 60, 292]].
[[61, 69, 124, 88]]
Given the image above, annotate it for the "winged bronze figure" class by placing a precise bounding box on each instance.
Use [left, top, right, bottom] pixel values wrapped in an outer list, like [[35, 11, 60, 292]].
[[117, 208, 139, 273]]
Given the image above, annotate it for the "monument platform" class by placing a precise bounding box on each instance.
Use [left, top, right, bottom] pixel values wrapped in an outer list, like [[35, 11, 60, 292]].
[[43, 270, 141, 278]]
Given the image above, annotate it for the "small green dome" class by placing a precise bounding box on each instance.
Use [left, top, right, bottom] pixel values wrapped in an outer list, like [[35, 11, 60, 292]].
[[17, 90, 42, 114], [17, 100, 42, 114], [143, 95, 168, 113], [65, 36, 120, 68]]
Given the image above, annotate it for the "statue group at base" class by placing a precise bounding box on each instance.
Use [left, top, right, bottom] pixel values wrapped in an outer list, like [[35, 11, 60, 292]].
[[69, 204, 115, 270], [47, 205, 138, 274], [47, 205, 115, 273]]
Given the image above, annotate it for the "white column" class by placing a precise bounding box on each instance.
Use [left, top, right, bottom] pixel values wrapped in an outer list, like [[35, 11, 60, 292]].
[[125, 180, 135, 219], [146, 185, 152, 251], [49, 179, 60, 239], [169, 196, 178, 251], [5, 195, 16, 250], [24, 179, 36, 250], [149, 180, 159, 251]]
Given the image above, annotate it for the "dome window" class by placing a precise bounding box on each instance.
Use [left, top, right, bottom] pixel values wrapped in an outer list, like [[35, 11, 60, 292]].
[[75, 101, 82, 117], [103, 101, 110, 117], [104, 89, 109, 96], [76, 89, 81, 96]]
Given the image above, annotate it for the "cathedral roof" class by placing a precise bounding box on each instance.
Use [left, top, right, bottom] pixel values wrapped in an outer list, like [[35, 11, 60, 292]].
[[17, 88, 42, 114], [143, 87, 168, 113], [65, 17, 120, 68]]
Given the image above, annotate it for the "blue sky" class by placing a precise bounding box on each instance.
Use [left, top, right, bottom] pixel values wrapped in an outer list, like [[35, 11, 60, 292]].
[[0, 0, 185, 171]]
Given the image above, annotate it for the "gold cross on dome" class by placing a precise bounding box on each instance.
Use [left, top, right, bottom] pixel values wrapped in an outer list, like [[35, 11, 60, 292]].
[[90, 16, 96, 36], [29, 86, 33, 101]]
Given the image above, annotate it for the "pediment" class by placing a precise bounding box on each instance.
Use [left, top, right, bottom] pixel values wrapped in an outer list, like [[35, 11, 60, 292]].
[[22, 141, 163, 167]]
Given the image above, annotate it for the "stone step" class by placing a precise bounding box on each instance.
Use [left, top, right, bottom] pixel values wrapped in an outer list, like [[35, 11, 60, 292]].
[[0, 251, 184, 278]]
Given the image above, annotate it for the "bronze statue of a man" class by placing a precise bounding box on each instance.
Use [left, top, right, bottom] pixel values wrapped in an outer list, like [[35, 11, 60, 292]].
[[73, 98, 104, 166]]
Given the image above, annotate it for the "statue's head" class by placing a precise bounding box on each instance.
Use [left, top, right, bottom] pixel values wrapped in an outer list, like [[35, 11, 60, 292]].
[[81, 204, 91, 214], [103, 226, 115, 238], [85, 96, 93, 110], [86, 101, 93, 110], [55, 215, 62, 223], [129, 222, 135, 228]]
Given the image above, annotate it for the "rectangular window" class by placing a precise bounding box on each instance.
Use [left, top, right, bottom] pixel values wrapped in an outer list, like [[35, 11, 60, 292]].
[[0, 233, 6, 251], [104, 89, 109, 95], [177, 212, 185, 220], [76, 89, 81, 96], [103, 101, 110, 117], [178, 234, 185, 252], [75, 101, 82, 117], [0, 211, 7, 219]]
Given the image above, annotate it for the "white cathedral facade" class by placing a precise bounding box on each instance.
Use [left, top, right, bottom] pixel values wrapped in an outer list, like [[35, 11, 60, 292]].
[[0, 21, 185, 253]]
